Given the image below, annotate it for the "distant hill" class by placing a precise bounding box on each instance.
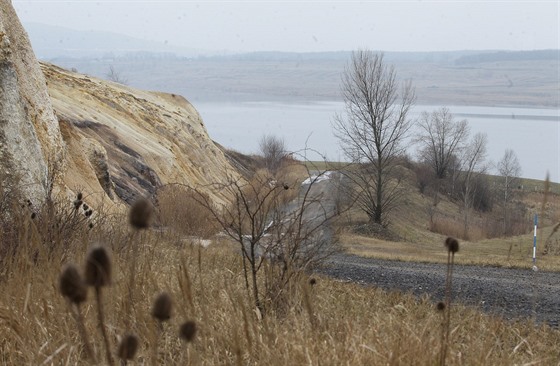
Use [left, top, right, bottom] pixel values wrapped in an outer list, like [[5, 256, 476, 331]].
[[48, 50, 559, 107], [455, 50, 559, 65], [23, 22, 203, 59]]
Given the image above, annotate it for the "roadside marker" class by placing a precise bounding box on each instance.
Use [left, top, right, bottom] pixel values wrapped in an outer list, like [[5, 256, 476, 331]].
[[532, 214, 538, 271]]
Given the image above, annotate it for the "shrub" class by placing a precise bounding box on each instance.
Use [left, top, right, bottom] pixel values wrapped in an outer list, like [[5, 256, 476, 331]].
[[155, 185, 218, 239]]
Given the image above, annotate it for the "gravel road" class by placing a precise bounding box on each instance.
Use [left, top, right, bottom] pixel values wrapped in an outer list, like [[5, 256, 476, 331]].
[[297, 172, 560, 327], [320, 254, 560, 327]]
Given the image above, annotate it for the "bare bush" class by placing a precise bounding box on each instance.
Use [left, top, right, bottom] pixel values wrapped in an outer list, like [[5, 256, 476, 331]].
[[416, 108, 469, 180], [106, 65, 129, 85], [258, 134, 287, 174], [193, 166, 346, 314], [497, 149, 522, 236]]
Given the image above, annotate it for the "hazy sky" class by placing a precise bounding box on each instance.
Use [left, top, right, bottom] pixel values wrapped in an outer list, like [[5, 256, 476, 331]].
[[12, 1, 559, 53]]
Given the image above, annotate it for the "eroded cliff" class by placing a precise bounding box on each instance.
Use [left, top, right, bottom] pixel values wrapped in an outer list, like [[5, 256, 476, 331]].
[[1, 0, 239, 209], [44, 63, 239, 205]]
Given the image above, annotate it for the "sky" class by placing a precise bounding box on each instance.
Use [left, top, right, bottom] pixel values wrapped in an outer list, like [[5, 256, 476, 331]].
[[12, 0, 560, 53]]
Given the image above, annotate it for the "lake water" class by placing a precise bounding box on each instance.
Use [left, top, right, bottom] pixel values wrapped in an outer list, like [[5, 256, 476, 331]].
[[196, 101, 559, 182]]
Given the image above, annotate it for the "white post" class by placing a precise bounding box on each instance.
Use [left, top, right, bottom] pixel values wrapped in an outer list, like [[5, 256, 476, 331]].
[[532, 214, 538, 271]]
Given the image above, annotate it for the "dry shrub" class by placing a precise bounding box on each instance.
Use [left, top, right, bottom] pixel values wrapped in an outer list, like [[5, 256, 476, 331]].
[[430, 216, 486, 241], [156, 185, 218, 239]]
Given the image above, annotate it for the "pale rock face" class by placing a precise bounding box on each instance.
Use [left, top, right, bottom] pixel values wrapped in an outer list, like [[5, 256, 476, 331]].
[[44, 64, 240, 206], [0, 0, 65, 205], [1, 0, 239, 209]]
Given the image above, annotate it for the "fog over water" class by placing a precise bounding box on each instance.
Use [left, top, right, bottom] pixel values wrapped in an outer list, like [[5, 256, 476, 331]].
[[197, 102, 559, 183]]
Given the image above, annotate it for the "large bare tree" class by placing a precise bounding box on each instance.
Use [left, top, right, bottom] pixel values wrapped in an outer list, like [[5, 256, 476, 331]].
[[333, 50, 415, 225], [416, 107, 469, 179]]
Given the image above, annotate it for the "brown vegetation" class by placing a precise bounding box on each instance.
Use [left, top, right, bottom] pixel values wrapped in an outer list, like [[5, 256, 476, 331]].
[[1, 209, 559, 364]]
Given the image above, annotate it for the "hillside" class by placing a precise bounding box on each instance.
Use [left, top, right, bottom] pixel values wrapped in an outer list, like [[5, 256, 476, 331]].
[[42, 62, 240, 206]]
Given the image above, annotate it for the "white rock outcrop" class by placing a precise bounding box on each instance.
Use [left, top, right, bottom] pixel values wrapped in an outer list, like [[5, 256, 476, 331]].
[[0, 0, 65, 204]]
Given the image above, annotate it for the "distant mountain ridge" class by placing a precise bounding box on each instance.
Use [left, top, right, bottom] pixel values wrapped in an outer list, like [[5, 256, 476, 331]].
[[24, 22, 204, 59]]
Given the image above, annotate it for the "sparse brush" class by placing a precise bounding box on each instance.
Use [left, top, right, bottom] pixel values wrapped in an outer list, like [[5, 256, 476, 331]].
[[117, 333, 139, 364], [85, 245, 114, 366]]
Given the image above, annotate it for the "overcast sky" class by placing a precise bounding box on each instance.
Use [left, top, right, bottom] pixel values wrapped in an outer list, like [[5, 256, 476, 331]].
[[12, 1, 559, 53]]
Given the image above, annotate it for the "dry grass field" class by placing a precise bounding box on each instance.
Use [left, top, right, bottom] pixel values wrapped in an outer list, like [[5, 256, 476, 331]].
[[1, 189, 560, 365], [2, 227, 560, 365]]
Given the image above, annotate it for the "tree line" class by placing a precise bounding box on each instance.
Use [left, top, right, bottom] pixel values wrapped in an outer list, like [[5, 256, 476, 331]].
[[334, 50, 525, 238]]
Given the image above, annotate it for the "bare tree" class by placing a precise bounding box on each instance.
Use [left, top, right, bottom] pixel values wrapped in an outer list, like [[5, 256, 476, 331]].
[[497, 149, 522, 236], [258, 134, 286, 174], [106, 65, 128, 85], [193, 168, 344, 314], [416, 108, 469, 179], [333, 50, 415, 225], [460, 132, 488, 238]]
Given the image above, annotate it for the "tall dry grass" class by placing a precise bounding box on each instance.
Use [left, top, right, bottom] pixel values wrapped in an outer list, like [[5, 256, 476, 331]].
[[1, 198, 560, 365]]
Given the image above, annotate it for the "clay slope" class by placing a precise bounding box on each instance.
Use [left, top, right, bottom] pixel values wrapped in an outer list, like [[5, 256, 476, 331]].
[[42, 62, 239, 205]]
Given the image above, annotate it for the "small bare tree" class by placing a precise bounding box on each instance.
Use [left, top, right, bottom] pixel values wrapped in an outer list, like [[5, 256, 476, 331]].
[[106, 65, 128, 85], [333, 50, 415, 226], [194, 167, 344, 314], [497, 149, 522, 236], [416, 108, 469, 180], [460, 132, 488, 238], [258, 134, 286, 174]]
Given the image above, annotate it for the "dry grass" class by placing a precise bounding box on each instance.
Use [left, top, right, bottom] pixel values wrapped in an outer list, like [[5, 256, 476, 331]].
[[343, 226, 560, 272], [1, 168, 560, 364], [2, 233, 560, 365]]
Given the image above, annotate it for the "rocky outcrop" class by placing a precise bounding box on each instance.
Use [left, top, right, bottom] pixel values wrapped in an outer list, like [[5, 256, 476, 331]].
[[44, 63, 240, 206], [1, 0, 239, 208], [0, 0, 65, 204]]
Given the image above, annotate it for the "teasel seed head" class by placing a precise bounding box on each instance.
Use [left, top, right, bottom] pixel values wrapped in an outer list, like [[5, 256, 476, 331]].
[[117, 333, 139, 361], [152, 292, 173, 321], [436, 302, 446, 312], [179, 321, 197, 342], [77, 192, 83, 201], [59, 264, 87, 304], [129, 198, 153, 229], [309, 278, 317, 286], [85, 246, 112, 287], [444, 237, 459, 254], [74, 199, 83, 210], [83, 203, 89, 211]]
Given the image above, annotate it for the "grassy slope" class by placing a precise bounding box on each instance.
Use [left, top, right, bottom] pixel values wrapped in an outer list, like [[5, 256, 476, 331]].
[[337, 168, 560, 271]]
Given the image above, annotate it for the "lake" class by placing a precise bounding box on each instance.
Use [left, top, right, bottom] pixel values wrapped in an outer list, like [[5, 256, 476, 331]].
[[196, 101, 559, 182]]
